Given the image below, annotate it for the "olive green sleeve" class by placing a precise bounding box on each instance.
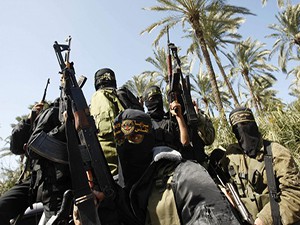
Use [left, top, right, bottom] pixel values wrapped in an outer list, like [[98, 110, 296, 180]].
[[196, 111, 215, 145], [257, 143, 300, 225]]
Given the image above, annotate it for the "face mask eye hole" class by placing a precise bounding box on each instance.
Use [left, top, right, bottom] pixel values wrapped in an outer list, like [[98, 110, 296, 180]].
[[128, 134, 144, 144]]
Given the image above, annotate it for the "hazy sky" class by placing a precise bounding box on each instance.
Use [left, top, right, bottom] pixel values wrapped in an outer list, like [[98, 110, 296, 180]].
[[0, 1, 297, 170]]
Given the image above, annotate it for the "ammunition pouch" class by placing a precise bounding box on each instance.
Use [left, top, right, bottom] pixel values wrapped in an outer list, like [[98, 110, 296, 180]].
[[28, 131, 68, 164]]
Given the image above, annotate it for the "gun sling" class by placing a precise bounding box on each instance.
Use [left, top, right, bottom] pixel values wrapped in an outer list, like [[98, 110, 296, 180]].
[[28, 131, 68, 164], [264, 141, 282, 225]]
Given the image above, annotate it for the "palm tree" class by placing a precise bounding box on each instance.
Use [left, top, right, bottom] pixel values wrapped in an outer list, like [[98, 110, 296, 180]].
[[243, 77, 284, 112], [141, 0, 227, 116], [227, 37, 278, 112], [142, 46, 191, 95], [288, 54, 300, 97], [123, 73, 159, 99], [190, 67, 215, 116], [261, 0, 291, 9], [267, 4, 300, 73], [185, 2, 253, 107], [191, 66, 232, 117], [144, 46, 169, 86]]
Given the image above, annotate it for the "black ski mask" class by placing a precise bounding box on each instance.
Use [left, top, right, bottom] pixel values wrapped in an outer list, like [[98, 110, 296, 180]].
[[229, 107, 261, 158], [114, 109, 154, 190], [143, 86, 165, 120], [94, 68, 117, 90]]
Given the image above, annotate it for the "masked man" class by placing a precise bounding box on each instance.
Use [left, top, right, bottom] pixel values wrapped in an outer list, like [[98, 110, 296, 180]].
[[143, 85, 215, 165], [220, 107, 300, 225], [114, 108, 240, 225], [90, 68, 124, 175]]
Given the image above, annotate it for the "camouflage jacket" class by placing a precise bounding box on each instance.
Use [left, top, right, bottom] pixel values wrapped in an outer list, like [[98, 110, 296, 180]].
[[220, 141, 300, 225], [90, 88, 124, 174]]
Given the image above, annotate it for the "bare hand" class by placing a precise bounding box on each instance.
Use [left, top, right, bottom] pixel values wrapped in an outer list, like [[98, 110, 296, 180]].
[[170, 101, 182, 117], [73, 205, 81, 225], [93, 190, 105, 203], [254, 217, 264, 225], [28, 103, 44, 119]]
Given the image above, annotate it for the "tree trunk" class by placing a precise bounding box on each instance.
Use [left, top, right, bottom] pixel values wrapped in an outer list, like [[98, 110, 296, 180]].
[[242, 72, 260, 112], [210, 47, 240, 108], [191, 20, 225, 119]]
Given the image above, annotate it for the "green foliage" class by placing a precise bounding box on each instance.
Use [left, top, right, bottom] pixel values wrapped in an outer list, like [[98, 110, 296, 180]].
[[257, 100, 300, 164], [206, 116, 236, 155], [206, 99, 300, 165], [0, 163, 22, 195]]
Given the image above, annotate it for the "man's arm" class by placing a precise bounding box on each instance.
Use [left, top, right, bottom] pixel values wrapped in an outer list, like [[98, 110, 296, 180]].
[[10, 103, 44, 155], [257, 142, 300, 225], [195, 109, 215, 146], [170, 101, 190, 146]]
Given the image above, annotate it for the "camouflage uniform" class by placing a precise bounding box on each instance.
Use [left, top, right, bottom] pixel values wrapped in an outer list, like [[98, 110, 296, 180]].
[[221, 140, 300, 224], [90, 88, 124, 175], [196, 109, 215, 146]]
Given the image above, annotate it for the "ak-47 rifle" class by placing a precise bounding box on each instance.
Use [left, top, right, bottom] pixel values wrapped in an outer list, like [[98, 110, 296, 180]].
[[53, 36, 140, 225], [167, 28, 180, 113], [41, 78, 50, 103], [30, 78, 50, 126], [166, 30, 198, 127], [208, 149, 254, 225]]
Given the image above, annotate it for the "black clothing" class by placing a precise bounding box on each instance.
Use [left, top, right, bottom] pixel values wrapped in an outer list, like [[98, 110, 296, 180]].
[[232, 121, 261, 158], [94, 68, 117, 90], [28, 106, 71, 223], [1, 104, 71, 224], [0, 178, 32, 225], [127, 148, 241, 225], [114, 109, 154, 191]]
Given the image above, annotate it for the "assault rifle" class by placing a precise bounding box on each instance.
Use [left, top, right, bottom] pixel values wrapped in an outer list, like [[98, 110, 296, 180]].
[[208, 149, 254, 225], [42, 78, 50, 103], [53, 36, 140, 225], [166, 30, 198, 127], [30, 78, 50, 126]]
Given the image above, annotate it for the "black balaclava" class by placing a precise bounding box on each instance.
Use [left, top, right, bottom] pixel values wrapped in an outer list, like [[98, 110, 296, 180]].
[[229, 107, 261, 158], [143, 85, 165, 120], [114, 109, 154, 190], [94, 68, 117, 90]]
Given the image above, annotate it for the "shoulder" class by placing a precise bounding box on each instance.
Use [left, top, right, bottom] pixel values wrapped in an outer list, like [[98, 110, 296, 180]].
[[172, 160, 218, 193], [225, 143, 243, 155], [270, 141, 290, 155], [174, 160, 207, 180], [268, 141, 295, 164]]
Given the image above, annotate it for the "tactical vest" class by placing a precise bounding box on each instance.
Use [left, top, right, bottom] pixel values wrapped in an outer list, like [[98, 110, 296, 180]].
[[227, 152, 269, 217], [90, 88, 124, 175], [151, 119, 179, 150]]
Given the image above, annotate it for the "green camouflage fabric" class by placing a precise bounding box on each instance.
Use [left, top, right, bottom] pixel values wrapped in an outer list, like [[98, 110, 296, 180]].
[[90, 88, 124, 175], [220, 141, 300, 225], [196, 111, 215, 146]]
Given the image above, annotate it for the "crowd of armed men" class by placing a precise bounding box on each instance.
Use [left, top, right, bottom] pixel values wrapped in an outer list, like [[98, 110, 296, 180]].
[[1, 67, 300, 225]]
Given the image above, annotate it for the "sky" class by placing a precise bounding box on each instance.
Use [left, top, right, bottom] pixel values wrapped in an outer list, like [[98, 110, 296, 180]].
[[0, 0, 297, 172]]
